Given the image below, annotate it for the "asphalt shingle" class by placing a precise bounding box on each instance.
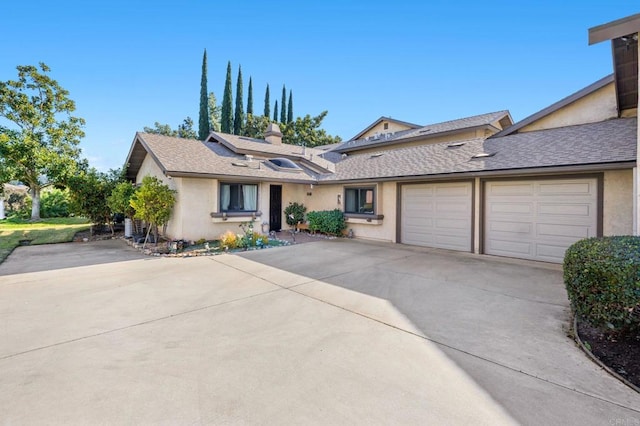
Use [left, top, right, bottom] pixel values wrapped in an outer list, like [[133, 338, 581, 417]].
[[137, 133, 318, 182], [335, 111, 511, 153], [323, 118, 637, 181]]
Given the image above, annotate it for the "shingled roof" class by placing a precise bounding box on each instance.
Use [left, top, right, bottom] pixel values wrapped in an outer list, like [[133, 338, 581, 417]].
[[209, 132, 336, 172], [322, 118, 636, 182], [125, 133, 319, 183], [335, 110, 512, 154]]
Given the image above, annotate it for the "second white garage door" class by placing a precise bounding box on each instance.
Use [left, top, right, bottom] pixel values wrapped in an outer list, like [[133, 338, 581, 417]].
[[401, 182, 473, 252], [484, 178, 598, 263]]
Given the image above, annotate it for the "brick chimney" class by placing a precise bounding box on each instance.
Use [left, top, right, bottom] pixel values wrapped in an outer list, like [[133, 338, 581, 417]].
[[265, 123, 283, 145]]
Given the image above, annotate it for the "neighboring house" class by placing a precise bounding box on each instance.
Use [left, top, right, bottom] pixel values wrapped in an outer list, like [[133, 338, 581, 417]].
[[124, 14, 640, 264]]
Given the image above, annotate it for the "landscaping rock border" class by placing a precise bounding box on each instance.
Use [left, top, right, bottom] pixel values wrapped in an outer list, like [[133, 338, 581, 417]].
[[123, 237, 291, 258]]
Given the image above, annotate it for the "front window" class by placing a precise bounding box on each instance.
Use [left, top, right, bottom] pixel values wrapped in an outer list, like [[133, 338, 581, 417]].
[[345, 187, 375, 214], [220, 183, 258, 212]]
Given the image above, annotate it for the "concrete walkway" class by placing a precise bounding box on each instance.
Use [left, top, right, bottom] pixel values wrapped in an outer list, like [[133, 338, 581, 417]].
[[0, 239, 639, 424]]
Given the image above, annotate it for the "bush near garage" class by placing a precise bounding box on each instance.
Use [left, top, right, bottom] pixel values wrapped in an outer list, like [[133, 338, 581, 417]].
[[306, 209, 346, 236], [563, 236, 640, 332]]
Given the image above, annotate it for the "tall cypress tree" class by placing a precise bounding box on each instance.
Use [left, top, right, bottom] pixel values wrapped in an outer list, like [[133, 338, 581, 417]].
[[221, 61, 233, 133], [287, 90, 293, 123], [280, 85, 287, 123], [264, 84, 270, 117], [198, 49, 210, 140], [233, 65, 244, 135], [247, 77, 253, 116], [273, 101, 278, 122]]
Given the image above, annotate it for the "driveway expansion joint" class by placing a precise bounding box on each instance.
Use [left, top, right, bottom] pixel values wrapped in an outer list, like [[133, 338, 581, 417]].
[[0, 287, 282, 362]]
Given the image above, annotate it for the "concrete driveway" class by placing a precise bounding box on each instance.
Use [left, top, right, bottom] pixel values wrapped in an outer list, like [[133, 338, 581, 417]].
[[1, 239, 639, 424]]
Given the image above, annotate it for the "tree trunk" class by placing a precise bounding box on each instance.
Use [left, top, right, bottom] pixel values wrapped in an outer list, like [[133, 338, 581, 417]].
[[153, 224, 159, 246], [30, 186, 41, 221]]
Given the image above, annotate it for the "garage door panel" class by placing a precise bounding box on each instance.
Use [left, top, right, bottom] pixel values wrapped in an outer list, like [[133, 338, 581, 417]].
[[538, 182, 592, 195], [490, 202, 533, 214], [435, 234, 470, 250], [436, 200, 469, 214], [536, 223, 593, 239], [535, 244, 568, 261], [436, 184, 470, 196], [538, 203, 592, 216], [489, 182, 535, 196], [485, 178, 598, 263], [488, 239, 533, 255], [436, 218, 470, 230], [490, 220, 533, 234], [401, 182, 472, 252]]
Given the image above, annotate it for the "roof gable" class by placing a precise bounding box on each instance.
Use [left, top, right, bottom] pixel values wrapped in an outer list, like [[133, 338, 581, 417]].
[[349, 116, 422, 141], [490, 75, 615, 138], [336, 110, 512, 154]]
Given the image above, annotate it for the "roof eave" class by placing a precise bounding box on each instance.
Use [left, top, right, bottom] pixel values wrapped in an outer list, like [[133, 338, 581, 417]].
[[124, 133, 168, 181], [318, 161, 636, 185], [165, 170, 318, 184], [589, 14, 640, 45]]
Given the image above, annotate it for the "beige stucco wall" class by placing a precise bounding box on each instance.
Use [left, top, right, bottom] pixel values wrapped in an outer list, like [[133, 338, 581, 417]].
[[603, 169, 634, 236], [136, 155, 173, 187], [305, 182, 397, 242], [520, 83, 618, 132]]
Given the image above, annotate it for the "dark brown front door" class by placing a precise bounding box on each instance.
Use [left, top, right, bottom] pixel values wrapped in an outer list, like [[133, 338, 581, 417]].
[[269, 185, 282, 231]]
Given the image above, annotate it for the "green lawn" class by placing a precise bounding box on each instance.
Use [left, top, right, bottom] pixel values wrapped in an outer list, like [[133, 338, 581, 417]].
[[0, 217, 91, 264]]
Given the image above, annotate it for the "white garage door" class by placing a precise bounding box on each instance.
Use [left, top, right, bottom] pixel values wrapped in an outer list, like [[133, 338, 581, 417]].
[[484, 178, 598, 263], [401, 182, 472, 252]]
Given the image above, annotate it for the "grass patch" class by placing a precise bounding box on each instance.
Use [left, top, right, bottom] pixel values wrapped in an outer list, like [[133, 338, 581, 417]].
[[0, 217, 91, 264]]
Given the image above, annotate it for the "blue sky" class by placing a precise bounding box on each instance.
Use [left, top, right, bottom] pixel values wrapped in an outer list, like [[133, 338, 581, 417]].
[[1, 1, 637, 171]]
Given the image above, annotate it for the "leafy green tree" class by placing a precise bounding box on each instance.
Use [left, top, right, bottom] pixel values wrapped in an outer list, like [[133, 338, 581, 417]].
[[247, 77, 253, 116], [287, 90, 293, 123], [108, 181, 136, 219], [244, 114, 272, 139], [273, 100, 278, 122], [208, 92, 221, 131], [143, 117, 196, 138], [221, 61, 233, 133], [264, 84, 270, 118], [0, 63, 85, 221], [281, 111, 342, 147], [0, 127, 18, 197], [67, 167, 122, 234], [198, 49, 210, 140], [130, 175, 176, 247], [233, 65, 244, 135], [280, 85, 287, 123], [143, 122, 176, 136], [177, 117, 197, 139]]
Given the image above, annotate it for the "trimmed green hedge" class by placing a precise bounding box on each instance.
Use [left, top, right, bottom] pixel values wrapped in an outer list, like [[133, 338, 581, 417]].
[[563, 236, 640, 331], [306, 209, 346, 235]]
